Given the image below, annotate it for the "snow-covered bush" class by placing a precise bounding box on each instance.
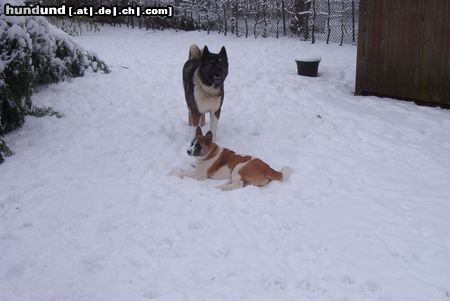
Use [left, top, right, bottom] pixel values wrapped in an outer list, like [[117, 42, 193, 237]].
[[0, 2, 109, 163]]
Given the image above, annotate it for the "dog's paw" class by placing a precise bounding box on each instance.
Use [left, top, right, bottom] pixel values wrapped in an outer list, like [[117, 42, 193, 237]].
[[169, 169, 184, 178], [216, 180, 243, 191], [215, 181, 230, 190], [216, 185, 227, 191]]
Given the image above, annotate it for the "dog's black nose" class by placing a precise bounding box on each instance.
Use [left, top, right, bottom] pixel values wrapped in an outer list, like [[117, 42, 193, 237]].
[[187, 150, 191, 155]]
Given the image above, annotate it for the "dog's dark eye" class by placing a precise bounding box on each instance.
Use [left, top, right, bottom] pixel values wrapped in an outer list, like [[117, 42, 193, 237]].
[[193, 142, 202, 155], [191, 139, 201, 149]]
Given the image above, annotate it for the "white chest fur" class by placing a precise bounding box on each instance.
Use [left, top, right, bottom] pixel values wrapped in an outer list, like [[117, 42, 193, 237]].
[[193, 70, 222, 114], [195, 147, 231, 180]]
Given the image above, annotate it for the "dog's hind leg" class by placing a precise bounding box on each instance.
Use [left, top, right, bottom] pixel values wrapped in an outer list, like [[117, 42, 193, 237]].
[[217, 166, 244, 191], [216, 180, 244, 191]]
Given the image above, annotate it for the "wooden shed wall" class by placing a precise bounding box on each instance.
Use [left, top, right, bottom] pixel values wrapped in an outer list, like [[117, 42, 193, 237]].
[[355, 0, 450, 105]]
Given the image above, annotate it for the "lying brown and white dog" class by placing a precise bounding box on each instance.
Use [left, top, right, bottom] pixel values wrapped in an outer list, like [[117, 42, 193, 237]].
[[173, 127, 293, 191]]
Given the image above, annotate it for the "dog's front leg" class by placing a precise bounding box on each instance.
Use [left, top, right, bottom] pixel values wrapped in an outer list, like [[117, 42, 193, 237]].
[[174, 169, 207, 181], [210, 109, 220, 140]]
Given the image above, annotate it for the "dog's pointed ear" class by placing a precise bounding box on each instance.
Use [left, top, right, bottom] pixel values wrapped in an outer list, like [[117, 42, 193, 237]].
[[219, 46, 227, 57], [195, 126, 203, 136], [202, 46, 210, 59], [205, 130, 213, 143]]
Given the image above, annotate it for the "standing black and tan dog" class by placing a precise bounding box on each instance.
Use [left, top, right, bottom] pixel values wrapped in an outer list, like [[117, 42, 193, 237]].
[[182, 44, 228, 140]]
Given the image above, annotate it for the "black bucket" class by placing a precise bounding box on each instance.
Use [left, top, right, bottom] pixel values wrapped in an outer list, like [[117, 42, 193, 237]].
[[295, 58, 321, 77]]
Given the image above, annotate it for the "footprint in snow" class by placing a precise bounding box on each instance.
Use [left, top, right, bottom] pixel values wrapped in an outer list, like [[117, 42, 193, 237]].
[[400, 201, 416, 211], [279, 219, 304, 233], [157, 238, 173, 248], [143, 290, 160, 299], [361, 281, 382, 294], [211, 248, 230, 258], [341, 275, 356, 285], [186, 222, 211, 240], [187, 221, 210, 231], [296, 279, 312, 290], [296, 279, 326, 294], [6, 262, 27, 278], [404, 213, 416, 222], [19, 222, 33, 229], [261, 274, 287, 291], [81, 254, 105, 273]]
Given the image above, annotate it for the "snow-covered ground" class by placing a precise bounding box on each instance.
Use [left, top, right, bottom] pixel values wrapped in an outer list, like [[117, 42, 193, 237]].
[[1, 26, 450, 301]]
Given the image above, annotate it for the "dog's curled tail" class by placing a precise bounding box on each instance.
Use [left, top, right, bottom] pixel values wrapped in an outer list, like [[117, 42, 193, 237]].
[[280, 166, 294, 182], [267, 166, 294, 182], [188, 44, 202, 60]]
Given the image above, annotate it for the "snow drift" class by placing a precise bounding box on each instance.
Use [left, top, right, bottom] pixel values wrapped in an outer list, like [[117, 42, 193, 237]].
[[0, 1, 109, 162]]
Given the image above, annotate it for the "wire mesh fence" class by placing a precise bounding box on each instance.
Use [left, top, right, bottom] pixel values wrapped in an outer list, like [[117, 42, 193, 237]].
[[43, 0, 359, 45], [133, 0, 359, 45]]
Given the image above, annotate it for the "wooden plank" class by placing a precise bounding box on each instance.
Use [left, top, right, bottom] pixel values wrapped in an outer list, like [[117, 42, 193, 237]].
[[364, 0, 382, 93], [411, 0, 426, 99], [420, 0, 435, 102], [429, 0, 450, 103], [355, 0, 450, 105], [354, 0, 368, 95], [397, 0, 424, 100], [443, 0, 450, 103], [382, 0, 395, 96]]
